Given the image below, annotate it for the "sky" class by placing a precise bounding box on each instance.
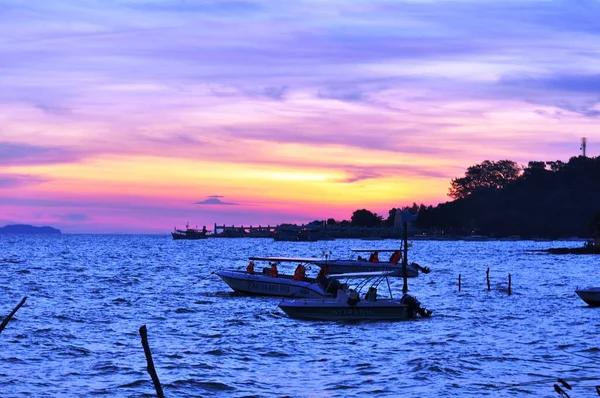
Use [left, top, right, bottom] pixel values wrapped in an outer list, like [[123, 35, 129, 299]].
[[1, 0, 599, 233]]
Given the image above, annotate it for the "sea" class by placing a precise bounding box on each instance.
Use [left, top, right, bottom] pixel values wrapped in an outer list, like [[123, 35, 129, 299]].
[[1, 235, 598, 397]]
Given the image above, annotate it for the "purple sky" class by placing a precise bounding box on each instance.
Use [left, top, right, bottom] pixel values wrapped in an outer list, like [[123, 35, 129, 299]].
[[1, 0, 599, 233]]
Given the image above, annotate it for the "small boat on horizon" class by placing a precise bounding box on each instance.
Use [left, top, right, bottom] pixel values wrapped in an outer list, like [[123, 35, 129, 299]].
[[171, 223, 209, 240]]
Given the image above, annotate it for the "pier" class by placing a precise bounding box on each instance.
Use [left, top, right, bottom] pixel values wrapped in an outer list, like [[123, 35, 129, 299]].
[[213, 224, 276, 238], [210, 223, 403, 240]]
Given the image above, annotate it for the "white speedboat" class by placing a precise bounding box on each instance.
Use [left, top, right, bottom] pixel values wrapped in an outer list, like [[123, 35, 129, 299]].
[[311, 248, 430, 277], [575, 287, 600, 307], [216, 257, 329, 298], [278, 271, 432, 321]]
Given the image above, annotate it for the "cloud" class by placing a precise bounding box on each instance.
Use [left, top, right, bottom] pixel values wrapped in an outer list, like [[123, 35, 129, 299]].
[[0, 173, 49, 188], [556, 101, 600, 118], [336, 165, 453, 184], [262, 86, 288, 100], [337, 169, 382, 183], [0, 142, 82, 166], [1, 0, 600, 234], [1, 0, 598, 125], [194, 195, 239, 205], [126, 0, 263, 16], [496, 74, 600, 117], [58, 213, 90, 221], [209, 85, 289, 100], [34, 103, 72, 115], [318, 88, 366, 103], [499, 74, 600, 94]]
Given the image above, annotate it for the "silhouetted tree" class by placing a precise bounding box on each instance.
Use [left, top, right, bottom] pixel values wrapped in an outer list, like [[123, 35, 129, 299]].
[[351, 209, 383, 227], [547, 160, 566, 172], [326, 218, 337, 226], [385, 208, 399, 227], [523, 161, 547, 177], [419, 156, 600, 238], [448, 160, 521, 199]]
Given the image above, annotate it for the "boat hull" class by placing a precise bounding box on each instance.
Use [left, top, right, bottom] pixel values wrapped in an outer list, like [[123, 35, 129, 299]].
[[216, 270, 326, 298], [576, 288, 600, 307], [278, 299, 414, 321], [313, 260, 419, 277], [171, 232, 207, 240]]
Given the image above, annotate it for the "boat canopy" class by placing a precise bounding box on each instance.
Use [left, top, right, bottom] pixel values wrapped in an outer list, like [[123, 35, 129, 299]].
[[328, 270, 397, 279], [248, 256, 322, 263], [350, 249, 401, 252]]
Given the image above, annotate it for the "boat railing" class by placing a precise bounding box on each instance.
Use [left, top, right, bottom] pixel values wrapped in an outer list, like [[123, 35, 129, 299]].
[[322, 274, 393, 301]]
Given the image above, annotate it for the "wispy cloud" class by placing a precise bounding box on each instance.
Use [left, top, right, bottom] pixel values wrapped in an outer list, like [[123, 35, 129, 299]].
[[0, 173, 49, 188], [0, 142, 82, 166], [497, 73, 600, 117], [58, 213, 90, 221]]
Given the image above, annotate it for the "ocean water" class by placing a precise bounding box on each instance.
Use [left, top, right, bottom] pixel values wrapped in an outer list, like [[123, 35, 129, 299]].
[[1, 235, 598, 397]]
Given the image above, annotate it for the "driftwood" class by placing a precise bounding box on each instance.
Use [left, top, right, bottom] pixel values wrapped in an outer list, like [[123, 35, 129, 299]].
[[0, 296, 27, 334], [139, 325, 164, 398]]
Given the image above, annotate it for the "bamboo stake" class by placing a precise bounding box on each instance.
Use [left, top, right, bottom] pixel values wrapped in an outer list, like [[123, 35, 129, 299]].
[[458, 274, 462, 292], [402, 221, 408, 294], [508, 274, 512, 296], [139, 325, 164, 398], [0, 297, 27, 334], [486, 267, 490, 291]]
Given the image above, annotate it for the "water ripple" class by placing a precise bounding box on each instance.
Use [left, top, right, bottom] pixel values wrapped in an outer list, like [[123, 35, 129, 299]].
[[1, 236, 599, 397]]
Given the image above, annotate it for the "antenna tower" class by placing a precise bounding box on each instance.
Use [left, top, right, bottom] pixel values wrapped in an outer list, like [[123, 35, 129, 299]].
[[580, 137, 587, 157]]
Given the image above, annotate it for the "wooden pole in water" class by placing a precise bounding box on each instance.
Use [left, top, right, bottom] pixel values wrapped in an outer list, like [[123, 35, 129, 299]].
[[402, 222, 408, 294], [139, 325, 164, 398], [458, 274, 461, 292], [0, 296, 27, 334], [486, 267, 490, 291], [508, 274, 512, 296]]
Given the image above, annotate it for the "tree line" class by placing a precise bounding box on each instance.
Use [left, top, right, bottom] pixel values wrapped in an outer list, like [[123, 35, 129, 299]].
[[310, 155, 600, 239], [417, 156, 600, 238]]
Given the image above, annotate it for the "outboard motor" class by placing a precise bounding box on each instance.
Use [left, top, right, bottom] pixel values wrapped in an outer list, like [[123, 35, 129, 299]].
[[401, 294, 432, 318], [412, 262, 431, 274]]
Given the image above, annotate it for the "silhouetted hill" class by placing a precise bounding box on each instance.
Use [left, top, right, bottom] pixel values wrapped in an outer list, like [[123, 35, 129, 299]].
[[0, 224, 62, 234]]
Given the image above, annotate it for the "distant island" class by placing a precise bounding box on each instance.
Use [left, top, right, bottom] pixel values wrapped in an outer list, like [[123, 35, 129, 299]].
[[0, 224, 62, 235]]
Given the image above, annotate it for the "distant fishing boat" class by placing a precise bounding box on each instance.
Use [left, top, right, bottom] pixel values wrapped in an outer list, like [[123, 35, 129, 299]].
[[171, 223, 208, 240]]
